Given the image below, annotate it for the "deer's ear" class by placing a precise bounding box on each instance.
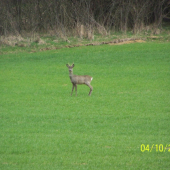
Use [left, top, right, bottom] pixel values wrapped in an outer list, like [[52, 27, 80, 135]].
[[66, 64, 69, 67], [72, 63, 75, 67]]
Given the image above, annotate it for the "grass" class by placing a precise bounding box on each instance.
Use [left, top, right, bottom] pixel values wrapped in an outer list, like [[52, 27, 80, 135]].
[[0, 42, 170, 169]]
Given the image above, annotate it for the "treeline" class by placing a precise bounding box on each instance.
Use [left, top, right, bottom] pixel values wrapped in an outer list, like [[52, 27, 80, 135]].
[[0, 0, 170, 38]]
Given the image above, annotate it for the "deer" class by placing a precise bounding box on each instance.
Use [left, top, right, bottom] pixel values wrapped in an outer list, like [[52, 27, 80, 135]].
[[66, 63, 93, 96]]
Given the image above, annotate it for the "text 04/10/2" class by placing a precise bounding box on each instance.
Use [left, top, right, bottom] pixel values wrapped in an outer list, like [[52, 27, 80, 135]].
[[141, 144, 170, 152]]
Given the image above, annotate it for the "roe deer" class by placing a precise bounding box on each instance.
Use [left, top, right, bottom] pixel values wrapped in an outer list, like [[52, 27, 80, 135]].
[[66, 63, 93, 96]]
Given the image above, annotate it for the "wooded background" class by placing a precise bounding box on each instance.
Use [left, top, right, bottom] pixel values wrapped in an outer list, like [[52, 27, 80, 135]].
[[0, 0, 170, 38]]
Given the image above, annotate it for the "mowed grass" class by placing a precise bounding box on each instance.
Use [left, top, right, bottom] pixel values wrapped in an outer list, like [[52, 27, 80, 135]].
[[0, 42, 170, 169]]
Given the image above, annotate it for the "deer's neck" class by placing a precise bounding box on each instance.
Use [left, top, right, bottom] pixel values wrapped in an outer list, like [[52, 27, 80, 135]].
[[69, 72, 74, 79]]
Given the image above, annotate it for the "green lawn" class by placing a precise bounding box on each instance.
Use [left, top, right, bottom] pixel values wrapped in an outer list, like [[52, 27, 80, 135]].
[[0, 42, 170, 169]]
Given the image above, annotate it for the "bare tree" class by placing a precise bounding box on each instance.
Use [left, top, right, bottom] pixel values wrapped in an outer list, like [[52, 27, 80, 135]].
[[0, 0, 169, 38]]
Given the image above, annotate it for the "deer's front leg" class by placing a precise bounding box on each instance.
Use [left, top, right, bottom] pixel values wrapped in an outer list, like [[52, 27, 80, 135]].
[[75, 84, 77, 96], [71, 83, 75, 96]]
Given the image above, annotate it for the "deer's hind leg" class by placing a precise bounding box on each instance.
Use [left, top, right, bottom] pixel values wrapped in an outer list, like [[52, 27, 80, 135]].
[[85, 83, 93, 96]]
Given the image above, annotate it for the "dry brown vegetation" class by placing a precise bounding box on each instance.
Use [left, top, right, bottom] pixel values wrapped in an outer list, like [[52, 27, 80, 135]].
[[0, 0, 170, 51], [0, 1, 170, 37]]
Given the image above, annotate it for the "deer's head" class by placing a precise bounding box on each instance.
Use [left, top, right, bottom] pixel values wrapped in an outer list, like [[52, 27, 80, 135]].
[[66, 63, 74, 73]]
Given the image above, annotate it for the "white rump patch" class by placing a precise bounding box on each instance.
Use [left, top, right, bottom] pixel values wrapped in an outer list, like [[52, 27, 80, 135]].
[[91, 77, 93, 81]]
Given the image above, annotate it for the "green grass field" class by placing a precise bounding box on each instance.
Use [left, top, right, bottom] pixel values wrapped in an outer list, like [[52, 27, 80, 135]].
[[0, 42, 170, 169]]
